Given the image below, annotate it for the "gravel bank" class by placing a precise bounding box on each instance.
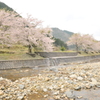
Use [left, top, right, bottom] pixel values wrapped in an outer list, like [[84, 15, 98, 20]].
[[0, 62, 100, 100]]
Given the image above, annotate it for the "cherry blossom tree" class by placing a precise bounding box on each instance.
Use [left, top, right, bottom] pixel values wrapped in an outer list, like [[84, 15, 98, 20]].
[[90, 41, 100, 53], [0, 10, 54, 53], [80, 34, 95, 53], [0, 10, 19, 48], [67, 33, 82, 52], [14, 15, 54, 53], [36, 27, 54, 51], [67, 33, 100, 53]]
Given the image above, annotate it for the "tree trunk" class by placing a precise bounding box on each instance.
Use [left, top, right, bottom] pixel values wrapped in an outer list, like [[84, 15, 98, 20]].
[[75, 43, 79, 52], [84, 49, 88, 54], [28, 45, 32, 53]]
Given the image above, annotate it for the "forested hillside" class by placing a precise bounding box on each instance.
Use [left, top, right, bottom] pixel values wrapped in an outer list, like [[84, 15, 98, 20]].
[[52, 28, 74, 42], [0, 2, 13, 11]]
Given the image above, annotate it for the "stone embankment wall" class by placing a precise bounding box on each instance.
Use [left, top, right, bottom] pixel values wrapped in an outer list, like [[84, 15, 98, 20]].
[[0, 55, 100, 69], [35, 52, 78, 58], [0, 59, 48, 69], [49, 55, 100, 66]]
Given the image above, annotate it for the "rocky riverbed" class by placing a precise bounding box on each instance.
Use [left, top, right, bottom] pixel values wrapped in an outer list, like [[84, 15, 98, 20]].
[[0, 61, 100, 100]]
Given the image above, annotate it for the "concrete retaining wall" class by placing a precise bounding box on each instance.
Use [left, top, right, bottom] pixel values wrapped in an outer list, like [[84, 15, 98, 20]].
[[50, 55, 100, 66], [35, 52, 78, 58], [0, 59, 48, 69], [0, 55, 100, 69]]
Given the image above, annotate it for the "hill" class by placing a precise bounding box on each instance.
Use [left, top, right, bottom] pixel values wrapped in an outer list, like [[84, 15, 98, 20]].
[[0, 2, 14, 11], [52, 28, 74, 42]]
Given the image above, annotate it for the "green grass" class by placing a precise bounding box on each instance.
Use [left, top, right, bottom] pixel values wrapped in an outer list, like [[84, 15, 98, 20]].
[[53, 50, 76, 52], [0, 45, 43, 60], [0, 53, 43, 60], [0, 45, 100, 60]]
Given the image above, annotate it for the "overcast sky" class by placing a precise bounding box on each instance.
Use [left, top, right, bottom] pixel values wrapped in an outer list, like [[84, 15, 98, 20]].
[[1, 0, 100, 40]]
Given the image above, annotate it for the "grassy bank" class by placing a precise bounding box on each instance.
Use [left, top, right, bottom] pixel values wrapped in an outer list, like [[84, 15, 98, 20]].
[[0, 45, 100, 60], [0, 45, 43, 60]]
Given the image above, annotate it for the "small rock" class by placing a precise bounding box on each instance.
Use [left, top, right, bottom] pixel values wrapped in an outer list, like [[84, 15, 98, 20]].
[[77, 76, 83, 81], [96, 84, 100, 88], [5, 96, 11, 99], [77, 96, 83, 99], [45, 77, 50, 81], [53, 95, 60, 100], [52, 85, 58, 89], [67, 80, 74, 84], [17, 95, 24, 100], [74, 86, 81, 90], [91, 78, 98, 85], [0, 77, 3, 81], [60, 77, 63, 80], [85, 84, 92, 89], [18, 84, 25, 89], [64, 77, 68, 80], [54, 77, 59, 80], [49, 86, 53, 90], [53, 91, 59, 95], [0, 90, 4, 95], [64, 90, 75, 98], [70, 74, 77, 78], [44, 94, 48, 98], [43, 88, 48, 92], [0, 86, 5, 90]]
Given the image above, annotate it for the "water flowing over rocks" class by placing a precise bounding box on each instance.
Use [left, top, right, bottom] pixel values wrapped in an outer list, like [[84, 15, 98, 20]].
[[0, 62, 100, 99]]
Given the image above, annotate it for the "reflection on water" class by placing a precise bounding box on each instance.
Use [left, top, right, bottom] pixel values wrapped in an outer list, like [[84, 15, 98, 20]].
[[0, 68, 43, 81], [74, 89, 100, 100], [27, 89, 100, 100]]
